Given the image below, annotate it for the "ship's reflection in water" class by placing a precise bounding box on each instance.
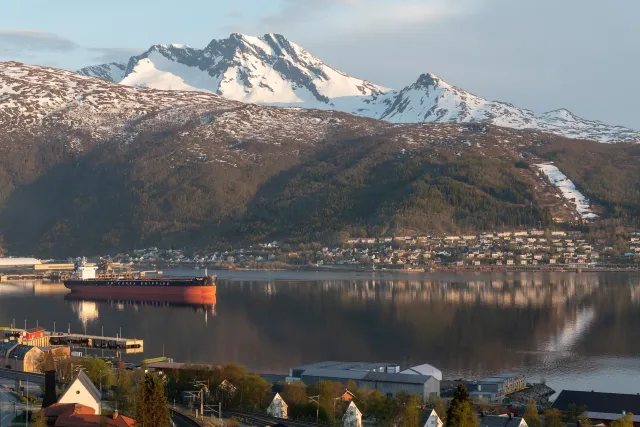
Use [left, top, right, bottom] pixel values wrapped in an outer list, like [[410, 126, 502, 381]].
[[66, 293, 217, 324], [1, 271, 640, 395]]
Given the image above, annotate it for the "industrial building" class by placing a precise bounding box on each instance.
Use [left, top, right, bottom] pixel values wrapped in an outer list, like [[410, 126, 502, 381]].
[[288, 361, 440, 402], [0, 341, 43, 372], [0, 258, 42, 270], [552, 390, 640, 426], [470, 373, 526, 402]]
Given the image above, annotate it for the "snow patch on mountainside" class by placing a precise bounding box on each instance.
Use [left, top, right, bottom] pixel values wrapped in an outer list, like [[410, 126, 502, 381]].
[[120, 53, 218, 93], [536, 163, 598, 220]]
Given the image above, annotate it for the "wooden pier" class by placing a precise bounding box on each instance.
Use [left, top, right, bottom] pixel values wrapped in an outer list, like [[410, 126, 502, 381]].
[[1, 328, 144, 354]]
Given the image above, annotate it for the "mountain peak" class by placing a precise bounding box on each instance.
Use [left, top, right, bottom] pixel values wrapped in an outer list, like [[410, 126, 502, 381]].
[[414, 73, 445, 88], [543, 108, 579, 121]]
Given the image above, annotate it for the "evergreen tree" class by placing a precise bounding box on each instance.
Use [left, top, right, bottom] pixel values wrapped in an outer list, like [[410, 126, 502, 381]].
[[136, 373, 170, 427], [446, 384, 478, 427], [524, 401, 542, 427]]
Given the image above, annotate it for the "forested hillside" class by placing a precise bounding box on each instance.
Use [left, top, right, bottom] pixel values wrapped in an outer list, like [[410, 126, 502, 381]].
[[1, 63, 640, 257]]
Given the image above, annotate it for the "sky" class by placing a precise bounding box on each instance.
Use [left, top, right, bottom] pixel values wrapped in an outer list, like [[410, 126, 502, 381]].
[[1, 0, 639, 128]]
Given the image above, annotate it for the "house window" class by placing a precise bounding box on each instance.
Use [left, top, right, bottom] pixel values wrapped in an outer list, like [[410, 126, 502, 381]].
[[386, 393, 393, 398]]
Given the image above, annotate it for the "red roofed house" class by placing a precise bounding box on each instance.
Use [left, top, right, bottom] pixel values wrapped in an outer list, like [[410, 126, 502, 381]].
[[43, 403, 135, 426]]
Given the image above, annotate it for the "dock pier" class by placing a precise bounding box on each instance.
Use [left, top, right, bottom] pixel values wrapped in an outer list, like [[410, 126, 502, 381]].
[[1, 328, 144, 354]]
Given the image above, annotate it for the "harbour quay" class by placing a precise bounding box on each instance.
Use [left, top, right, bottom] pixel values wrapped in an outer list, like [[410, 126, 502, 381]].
[[1, 326, 143, 354]]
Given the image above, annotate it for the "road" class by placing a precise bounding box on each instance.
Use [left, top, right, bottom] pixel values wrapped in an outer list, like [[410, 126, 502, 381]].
[[0, 386, 22, 427]]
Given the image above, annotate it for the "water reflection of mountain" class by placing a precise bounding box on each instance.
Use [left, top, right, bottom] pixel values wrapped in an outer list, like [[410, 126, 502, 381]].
[[211, 273, 640, 377], [226, 273, 602, 308]]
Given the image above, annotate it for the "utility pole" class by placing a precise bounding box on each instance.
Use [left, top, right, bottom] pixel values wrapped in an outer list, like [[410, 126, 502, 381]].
[[309, 395, 320, 424], [26, 378, 29, 427]]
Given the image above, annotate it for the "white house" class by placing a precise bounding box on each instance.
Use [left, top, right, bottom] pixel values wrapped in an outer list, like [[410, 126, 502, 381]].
[[424, 409, 444, 427], [266, 393, 288, 419], [342, 401, 362, 427], [57, 370, 102, 415]]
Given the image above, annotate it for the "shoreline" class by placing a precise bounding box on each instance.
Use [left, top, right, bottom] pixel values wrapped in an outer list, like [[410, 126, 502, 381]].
[[157, 264, 640, 274]]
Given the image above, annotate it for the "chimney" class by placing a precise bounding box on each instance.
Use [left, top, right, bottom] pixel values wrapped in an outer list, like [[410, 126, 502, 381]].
[[113, 410, 119, 419]]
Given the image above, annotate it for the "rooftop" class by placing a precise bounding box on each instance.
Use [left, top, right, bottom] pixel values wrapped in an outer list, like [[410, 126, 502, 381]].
[[477, 373, 523, 384], [552, 390, 640, 414], [480, 415, 526, 427], [293, 361, 395, 372], [11, 344, 39, 360], [363, 372, 435, 384]]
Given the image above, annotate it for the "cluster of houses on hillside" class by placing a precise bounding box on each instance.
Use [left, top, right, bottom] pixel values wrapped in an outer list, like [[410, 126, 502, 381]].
[[111, 230, 640, 270]]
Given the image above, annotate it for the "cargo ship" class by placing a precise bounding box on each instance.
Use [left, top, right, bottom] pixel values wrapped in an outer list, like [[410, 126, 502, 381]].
[[63, 258, 216, 300]]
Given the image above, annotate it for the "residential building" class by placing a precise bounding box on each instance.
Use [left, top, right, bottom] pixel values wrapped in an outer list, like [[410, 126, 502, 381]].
[[266, 393, 288, 419], [43, 403, 135, 427], [342, 401, 362, 427], [424, 410, 444, 427], [58, 370, 103, 415]]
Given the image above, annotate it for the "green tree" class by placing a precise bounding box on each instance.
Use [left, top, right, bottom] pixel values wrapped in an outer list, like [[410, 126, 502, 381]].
[[566, 403, 588, 422], [136, 373, 170, 427], [80, 358, 113, 391], [524, 401, 542, 427], [283, 382, 308, 406], [543, 409, 565, 427], [434, 397, 447, 423], [113, 367, 136, 417], [0, 235, 6, 257], [366, 390, 384, 419], [401, 395, 421, 427], [376, 396, 401, 427], [446, 384, 478, 427], [238, 374, 270, 410], [30, 411, 47, 427], [611, 413, 634, 427], [220, 363, 246, 384]]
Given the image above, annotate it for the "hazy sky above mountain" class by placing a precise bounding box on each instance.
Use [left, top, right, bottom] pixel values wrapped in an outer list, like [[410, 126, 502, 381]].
[[1, 0, 638, 128]]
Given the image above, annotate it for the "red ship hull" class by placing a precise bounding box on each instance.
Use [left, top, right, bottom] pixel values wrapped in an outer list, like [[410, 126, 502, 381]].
[[64, 284, 216, 305]]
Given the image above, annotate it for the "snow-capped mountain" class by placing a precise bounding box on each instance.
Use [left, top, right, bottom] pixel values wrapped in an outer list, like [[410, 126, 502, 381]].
[[365, 73, 640, 143], [110, 33, 386, 106], [76, 33, 640, 144]]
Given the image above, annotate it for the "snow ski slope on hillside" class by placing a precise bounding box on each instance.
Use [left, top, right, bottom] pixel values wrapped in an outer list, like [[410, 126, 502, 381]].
[[536, 163, 598, 220]]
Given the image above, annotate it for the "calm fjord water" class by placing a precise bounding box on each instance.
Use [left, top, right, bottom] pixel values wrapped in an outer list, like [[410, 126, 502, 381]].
[[1, 270, 639, 395]]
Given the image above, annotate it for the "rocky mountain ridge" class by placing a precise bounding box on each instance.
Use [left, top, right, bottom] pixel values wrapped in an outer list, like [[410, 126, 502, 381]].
[[76, 33, 640, 144]]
